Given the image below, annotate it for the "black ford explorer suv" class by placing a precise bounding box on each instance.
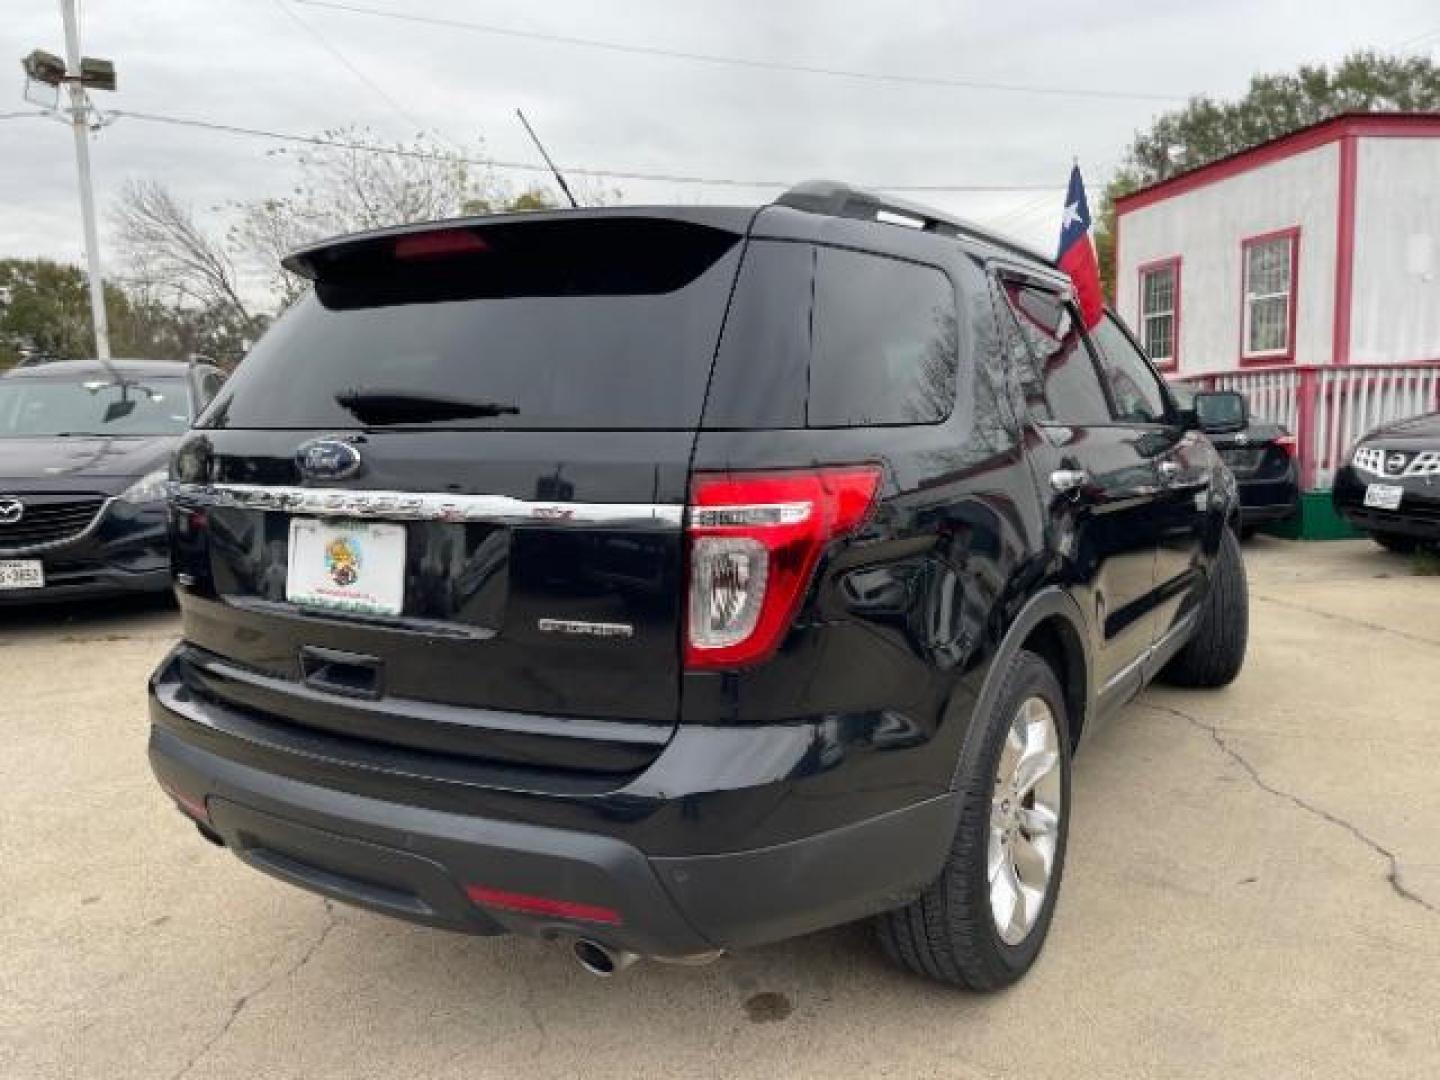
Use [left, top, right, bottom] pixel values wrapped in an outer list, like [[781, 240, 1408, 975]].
[[148, 183, 1248, 989], [1333, 410, 1440, 551], [0, 358, 225, 602]]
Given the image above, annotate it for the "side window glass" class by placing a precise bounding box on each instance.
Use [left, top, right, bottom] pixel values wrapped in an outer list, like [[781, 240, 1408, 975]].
[[1088, 315, 1169, 424], [201, 372, 225, 405], [809, 247, 958, 426], [997, 280, 1111, 425]]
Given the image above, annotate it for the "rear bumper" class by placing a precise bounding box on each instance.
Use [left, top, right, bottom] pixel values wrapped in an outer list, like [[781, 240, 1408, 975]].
[[148, 655, 957, 956], [1236, 465, 1299, 526], [1333, 467, 1440, 541]]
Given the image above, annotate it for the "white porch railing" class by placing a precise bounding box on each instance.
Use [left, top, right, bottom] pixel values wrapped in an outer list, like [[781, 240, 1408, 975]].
[[1174, 363, 1440, 489]]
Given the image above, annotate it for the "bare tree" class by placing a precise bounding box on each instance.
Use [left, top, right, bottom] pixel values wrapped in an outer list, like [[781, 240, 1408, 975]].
[[112, 179, 261, 335]]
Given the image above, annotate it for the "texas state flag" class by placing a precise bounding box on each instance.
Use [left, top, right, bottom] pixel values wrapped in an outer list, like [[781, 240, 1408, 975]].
[[1057, 164, 1104, 329]]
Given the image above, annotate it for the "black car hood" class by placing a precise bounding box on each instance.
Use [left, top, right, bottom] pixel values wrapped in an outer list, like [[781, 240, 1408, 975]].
[[0, 435, 175, 494], [1366, 410, 1440, 443]]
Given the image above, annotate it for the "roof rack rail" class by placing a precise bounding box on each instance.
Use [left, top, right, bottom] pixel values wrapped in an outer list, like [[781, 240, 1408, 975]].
[[774, 181, 1054, 267]]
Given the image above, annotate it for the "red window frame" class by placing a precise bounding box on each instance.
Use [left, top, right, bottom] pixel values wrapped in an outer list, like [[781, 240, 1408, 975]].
[[1239, 226, 1301, 366], [1136, 256, 1181, 372]]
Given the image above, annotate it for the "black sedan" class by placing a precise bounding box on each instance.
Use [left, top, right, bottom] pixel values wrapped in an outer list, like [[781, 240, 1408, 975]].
[[1171, 384, 1300, 535], [0, 358, 225, 603], [1333, 410, 1440, 552]]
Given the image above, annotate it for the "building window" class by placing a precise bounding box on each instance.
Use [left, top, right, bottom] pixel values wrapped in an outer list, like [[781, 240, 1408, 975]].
[[1138, 258, 1180, 368], [1241, 229, 1299, 361]]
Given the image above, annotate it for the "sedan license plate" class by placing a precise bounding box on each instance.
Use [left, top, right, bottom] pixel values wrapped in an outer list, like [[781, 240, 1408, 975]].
[[286, 519, 405, 616], [1363, 484, 1403, 511], [0, 559, 44, 590]]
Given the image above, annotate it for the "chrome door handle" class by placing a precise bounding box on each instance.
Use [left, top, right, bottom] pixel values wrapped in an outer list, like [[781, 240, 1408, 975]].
[[1050, 468, 1088, 495]]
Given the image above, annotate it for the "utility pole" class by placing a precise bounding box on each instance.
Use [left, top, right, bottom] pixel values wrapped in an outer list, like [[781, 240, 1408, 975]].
[[22, 2, 117, 361], [59, 0, 109, 360]]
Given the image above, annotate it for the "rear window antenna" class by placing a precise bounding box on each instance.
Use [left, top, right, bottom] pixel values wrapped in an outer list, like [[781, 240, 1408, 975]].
[[515, 108, 580, 209]]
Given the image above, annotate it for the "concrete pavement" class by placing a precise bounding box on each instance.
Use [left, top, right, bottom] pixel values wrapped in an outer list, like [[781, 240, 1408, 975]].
[[2, 538, 1437, 1079]]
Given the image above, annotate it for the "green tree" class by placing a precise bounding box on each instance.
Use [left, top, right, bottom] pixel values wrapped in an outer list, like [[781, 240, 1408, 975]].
[[0, 259, 132, 367], [0, 258, 262, 370], [1096, 50, 1440, 298]]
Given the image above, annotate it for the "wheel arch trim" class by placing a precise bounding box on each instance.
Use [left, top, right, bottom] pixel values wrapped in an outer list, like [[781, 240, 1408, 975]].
[[945, 586, 1092, 796]]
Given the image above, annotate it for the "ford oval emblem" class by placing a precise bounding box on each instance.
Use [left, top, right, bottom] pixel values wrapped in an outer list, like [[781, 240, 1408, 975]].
[[296, 438, 363, 481]]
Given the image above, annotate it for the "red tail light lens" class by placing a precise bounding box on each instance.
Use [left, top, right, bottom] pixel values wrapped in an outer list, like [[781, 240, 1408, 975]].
[[1272, 434, 1297, 457], [685, 466, 881, 669]]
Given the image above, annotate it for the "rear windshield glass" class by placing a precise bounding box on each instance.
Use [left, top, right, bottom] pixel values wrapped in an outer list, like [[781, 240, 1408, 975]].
[[0, 375, 190, 437], [203, 218, 743, 431]]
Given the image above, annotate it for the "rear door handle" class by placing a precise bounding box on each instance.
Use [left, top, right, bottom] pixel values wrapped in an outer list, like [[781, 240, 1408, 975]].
[[1049, 468, 1088, 495]]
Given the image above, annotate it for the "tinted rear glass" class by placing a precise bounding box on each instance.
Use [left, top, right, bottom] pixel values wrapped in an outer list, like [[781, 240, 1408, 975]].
[[204, 218, 743, 430]]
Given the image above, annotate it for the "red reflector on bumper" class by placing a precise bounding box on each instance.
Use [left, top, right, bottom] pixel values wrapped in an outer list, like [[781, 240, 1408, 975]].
[[159, 780, 209, 823], [465, 885, 622, 926]]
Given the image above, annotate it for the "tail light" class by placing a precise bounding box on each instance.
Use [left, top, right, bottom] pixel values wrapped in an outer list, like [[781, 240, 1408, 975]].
[[685, 466, 881, 669], [1273, 434, 1297, 457]]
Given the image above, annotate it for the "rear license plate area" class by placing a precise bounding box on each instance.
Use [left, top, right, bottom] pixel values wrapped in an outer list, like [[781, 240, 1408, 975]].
[[285, 518, 406, 616]]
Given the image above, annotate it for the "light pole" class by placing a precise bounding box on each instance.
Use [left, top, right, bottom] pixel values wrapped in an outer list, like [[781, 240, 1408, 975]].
[[21, 0, 117, 361]]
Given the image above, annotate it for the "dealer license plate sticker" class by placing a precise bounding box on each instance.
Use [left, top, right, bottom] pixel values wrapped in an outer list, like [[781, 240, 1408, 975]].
[[1363, 484, 1403, 511], [286, 519, 405, 616], [0, 560, 44, 590]]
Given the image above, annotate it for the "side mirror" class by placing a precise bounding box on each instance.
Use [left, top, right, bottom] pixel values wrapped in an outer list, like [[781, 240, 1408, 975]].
[[1193, 390, 1247, 434]]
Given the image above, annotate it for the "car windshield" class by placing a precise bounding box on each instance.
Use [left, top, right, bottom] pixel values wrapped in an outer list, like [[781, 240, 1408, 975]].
[[0, 375, 191, 437]]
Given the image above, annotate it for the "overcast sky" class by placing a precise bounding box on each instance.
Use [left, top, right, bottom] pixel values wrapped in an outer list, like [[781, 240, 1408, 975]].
[[3, 0, 1437, 292]]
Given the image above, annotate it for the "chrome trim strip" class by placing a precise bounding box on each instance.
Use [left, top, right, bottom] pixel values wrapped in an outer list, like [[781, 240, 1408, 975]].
[[169, 482, 684, 530], [1099, 610, 1198, 696], [0, 498, 115, 557]]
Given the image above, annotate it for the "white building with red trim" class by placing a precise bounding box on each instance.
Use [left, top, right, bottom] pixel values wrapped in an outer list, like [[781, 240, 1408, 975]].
[[1113, 113, 1440, 500]]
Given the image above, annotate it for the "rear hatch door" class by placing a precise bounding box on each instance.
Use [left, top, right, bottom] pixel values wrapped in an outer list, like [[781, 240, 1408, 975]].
[[172, 210, 752, 773]]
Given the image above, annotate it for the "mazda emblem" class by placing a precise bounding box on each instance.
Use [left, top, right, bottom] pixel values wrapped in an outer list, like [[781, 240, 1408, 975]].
[[295, 438, 363, 481], [0, 497, 24, 525]]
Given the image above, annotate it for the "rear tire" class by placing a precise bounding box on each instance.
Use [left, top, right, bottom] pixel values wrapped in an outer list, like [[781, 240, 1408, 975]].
[[875, 650, 1070, 990], [1159, 525, 1248, 688], [1372, 531, 1418, 554]]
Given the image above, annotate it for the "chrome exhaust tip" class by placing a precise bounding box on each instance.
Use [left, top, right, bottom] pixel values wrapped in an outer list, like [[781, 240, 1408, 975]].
[[571, 938, 640, 978]]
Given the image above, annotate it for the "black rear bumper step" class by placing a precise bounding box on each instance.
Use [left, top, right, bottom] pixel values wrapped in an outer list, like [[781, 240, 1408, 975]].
[[149, 712, 957, 956]]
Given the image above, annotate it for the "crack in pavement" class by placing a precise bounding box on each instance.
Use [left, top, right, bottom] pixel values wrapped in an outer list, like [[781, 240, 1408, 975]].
[[168, 900, 341, 1080], [1143, 700, 1438, 918], [1252, 592, 1440, 649]]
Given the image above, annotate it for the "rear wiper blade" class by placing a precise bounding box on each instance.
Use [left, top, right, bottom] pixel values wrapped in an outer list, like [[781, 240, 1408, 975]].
[[335, 387, 520, 424]]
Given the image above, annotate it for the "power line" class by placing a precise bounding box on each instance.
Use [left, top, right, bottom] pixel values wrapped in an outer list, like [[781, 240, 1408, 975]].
[[105, 108, 1068, 193], [267, 0, 446, 142], [294, 0, 1189, 104], [1390, 24, 1440, 50]]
